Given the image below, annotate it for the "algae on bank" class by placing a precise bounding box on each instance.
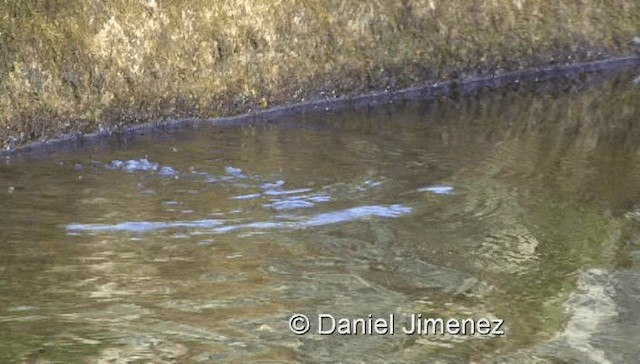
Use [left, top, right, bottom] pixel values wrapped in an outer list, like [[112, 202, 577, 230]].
[[1, 0, 639, 148]]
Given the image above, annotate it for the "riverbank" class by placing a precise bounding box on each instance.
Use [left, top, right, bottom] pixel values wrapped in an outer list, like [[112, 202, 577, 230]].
[[1, 1, 639, 152], [3, 55, 639, 160]]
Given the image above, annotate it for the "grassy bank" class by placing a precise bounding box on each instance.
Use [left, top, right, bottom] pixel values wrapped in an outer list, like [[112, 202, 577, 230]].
[[1, 0, 639, 149]]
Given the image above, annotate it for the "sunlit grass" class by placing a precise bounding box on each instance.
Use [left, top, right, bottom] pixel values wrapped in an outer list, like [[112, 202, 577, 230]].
[[0, 0, 639, 147]]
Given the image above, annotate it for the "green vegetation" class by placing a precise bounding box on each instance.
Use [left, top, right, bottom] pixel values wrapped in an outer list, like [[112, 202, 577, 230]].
[[1, 0, 639, 148]]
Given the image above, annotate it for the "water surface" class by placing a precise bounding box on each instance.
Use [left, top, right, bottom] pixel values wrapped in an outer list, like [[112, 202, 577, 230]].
[[2, 73, 640, 363]]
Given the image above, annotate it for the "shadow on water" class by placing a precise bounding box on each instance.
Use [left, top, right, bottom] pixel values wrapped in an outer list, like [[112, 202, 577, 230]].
[[1, 69, 640, 362]]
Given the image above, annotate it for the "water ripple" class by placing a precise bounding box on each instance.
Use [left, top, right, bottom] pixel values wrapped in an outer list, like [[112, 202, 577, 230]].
[[66, 219, 224, 233], [65, 204, 411, 235]]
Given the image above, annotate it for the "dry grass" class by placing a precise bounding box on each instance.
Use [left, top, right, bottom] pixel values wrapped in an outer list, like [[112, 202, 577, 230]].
[[0, 0, 639, 148]]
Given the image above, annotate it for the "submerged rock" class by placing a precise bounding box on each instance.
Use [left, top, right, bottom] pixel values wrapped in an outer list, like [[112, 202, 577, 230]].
[[496, 269, 640, 363], [471, 225, 540, 274], [364, 257, 490, 297]]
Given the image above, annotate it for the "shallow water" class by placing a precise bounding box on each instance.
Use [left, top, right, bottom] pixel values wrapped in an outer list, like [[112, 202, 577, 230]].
[[2, 72, 640, 363]]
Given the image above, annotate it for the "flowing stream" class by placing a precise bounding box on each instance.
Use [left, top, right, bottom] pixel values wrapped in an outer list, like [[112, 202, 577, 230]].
[[1, 71, 640, 363]]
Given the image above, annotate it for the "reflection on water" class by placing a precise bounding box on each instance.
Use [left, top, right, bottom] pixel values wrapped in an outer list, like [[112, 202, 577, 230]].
[[2, 72, 640, 362], [66, 204, 411, 234]]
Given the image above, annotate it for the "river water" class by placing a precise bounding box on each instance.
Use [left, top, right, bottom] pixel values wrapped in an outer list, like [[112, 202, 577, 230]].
[[1, 72, 640, 363]]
